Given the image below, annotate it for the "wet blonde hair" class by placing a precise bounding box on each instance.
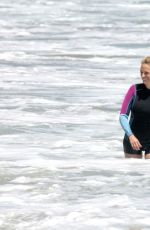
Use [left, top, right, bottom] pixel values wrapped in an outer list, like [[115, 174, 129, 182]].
[[141, 56, 150, 65]]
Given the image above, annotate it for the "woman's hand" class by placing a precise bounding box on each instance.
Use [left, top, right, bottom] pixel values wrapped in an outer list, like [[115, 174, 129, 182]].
[[129, 135, 142, 150]]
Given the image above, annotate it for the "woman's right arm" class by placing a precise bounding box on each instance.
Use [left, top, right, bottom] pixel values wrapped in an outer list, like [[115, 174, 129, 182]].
[[119, 85, 142, 150], [119, 84, 136, 137]]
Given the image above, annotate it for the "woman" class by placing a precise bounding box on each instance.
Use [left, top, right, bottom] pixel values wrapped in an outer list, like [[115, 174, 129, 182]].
[[120, 56, 150, 159]]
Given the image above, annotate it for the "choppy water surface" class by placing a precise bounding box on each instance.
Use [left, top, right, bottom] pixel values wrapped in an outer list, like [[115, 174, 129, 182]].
[[0, 0, 150, 229]]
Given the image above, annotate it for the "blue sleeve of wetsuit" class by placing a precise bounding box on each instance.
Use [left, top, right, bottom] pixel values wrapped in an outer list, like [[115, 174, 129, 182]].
[[119, 114, 133, 137], [119, 85, 136, 137]]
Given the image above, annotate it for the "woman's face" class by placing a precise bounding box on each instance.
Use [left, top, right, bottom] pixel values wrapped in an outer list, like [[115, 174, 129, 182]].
[[140, 64, 150, 88]]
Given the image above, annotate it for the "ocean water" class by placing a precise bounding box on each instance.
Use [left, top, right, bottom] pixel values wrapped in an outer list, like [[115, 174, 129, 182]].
[[0, 0, 150, 229]]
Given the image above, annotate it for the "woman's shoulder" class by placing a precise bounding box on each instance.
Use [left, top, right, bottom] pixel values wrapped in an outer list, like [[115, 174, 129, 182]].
[[126, 83, 144, 95]]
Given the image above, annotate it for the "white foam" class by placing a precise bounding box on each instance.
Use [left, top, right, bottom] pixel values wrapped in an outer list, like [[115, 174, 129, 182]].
[[53, 140, 76, 148], [11, 176, 32, 184]]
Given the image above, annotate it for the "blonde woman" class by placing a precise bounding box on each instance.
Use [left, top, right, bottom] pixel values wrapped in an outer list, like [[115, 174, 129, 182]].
[[120, 56, 150, 159]]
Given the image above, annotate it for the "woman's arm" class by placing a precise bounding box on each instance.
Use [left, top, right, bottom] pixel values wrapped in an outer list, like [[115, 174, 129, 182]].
[[119, 85, 136, 137], [119, 85, 142, 150]]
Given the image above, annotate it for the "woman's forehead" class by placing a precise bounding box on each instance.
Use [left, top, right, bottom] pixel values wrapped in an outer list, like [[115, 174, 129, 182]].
[[140, 63, 150, 71]]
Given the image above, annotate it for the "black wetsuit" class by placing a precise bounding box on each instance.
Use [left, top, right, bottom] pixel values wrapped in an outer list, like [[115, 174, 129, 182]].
[[120, 83, 150, 154]]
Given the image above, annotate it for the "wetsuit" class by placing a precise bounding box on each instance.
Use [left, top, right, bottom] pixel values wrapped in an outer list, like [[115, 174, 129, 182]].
[[120, 83, 150, 154]]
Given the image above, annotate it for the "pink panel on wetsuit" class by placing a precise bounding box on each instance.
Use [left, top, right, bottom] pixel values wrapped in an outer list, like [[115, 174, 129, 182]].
[[120, 85, 136, 114]]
